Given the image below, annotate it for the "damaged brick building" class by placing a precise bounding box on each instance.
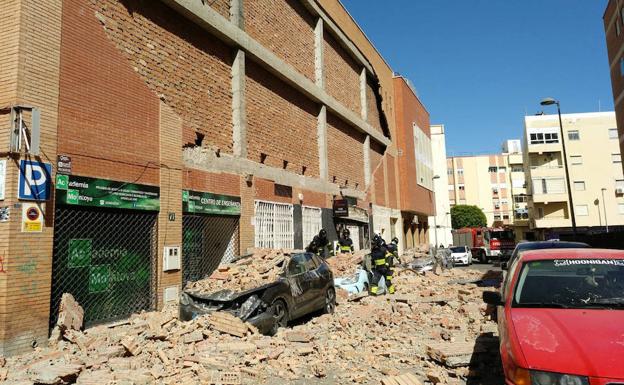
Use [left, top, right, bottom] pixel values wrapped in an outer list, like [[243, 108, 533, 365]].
[[0, 0, 435, 354]]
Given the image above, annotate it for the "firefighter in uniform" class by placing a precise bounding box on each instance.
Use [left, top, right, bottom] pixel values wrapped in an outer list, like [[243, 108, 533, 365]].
[[370, 234, 388, 295], [383, 237, 398, 294], [336, 228, 354, 254], [307, 229, 332, 258]]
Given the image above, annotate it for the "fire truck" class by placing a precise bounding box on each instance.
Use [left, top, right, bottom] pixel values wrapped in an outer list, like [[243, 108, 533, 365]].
[[452, 227, 516, 263]]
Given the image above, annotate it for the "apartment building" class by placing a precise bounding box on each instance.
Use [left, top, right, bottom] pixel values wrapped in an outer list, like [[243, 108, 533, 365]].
[[603, 0, 624, 170], [0, 0, 434, 355], [428, 125, 452, 246], [502, 140, 531, 240], [523, 112, 624, 239]]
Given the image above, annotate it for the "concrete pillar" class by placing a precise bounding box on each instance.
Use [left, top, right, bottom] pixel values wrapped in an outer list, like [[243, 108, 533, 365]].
[[232, 49, 247, 158], [359, 68, 367, 121], [314, 18, 324, 89], [229, 0, 244, 29], [363, 135, 371, 187], [317, 105, 328, 180]]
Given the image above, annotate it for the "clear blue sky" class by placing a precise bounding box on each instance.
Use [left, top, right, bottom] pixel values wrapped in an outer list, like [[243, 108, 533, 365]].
[[341, 0, 613, 156]]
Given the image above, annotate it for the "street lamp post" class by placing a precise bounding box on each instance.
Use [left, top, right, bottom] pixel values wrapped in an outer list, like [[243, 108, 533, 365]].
[[601, 187, 609, 233], [432, 175, 441, 248], [540, 98, 578, 237]]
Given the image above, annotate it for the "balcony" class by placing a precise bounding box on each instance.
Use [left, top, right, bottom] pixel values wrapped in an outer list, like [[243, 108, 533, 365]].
[[529, 165, 565, 178], [532, 216, 571, 229], [532, 193, 568, 203], [527, 142, 561, 154], [508, 153, 523, 165]]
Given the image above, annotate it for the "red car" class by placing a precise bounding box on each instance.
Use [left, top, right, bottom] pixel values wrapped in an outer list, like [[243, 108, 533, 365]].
[[484, 248, 624, 385]]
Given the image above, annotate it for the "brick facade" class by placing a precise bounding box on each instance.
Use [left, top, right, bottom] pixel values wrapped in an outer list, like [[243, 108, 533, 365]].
[[0, 0, 416, 355], [604, 0, 624, 166]]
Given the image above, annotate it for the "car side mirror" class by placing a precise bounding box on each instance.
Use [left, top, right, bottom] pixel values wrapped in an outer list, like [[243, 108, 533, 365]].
[[501, 262, 508, 271], [483, 291, 503, 306]]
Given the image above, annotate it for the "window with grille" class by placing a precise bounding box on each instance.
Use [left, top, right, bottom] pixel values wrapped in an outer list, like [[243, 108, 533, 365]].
[[574, 181, 585, 191], [254, 201, 294, 249], [532, 178, 565, 194], [568, 130, 580, 141], [302, 206, 322, 247], [609, 128, 618, 139]]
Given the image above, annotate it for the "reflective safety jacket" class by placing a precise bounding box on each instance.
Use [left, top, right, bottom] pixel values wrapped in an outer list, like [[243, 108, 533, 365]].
[[337, 237, 354, 254]]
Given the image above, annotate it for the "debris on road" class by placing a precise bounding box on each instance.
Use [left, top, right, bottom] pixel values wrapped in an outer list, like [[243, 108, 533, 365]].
[[1, 250, 503, 385]]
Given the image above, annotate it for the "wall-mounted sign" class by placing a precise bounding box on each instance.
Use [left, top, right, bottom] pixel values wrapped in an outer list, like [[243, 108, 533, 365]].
[[68, 239, 92, 268], [57, 155, 72, 175], [21, 203, 43, 232], [18, 160, 52, 201], [333, 199, 349, 217], [0, 206, 9, 222], [0, 160, 6, 200], [56, 174, 159, 211], [183, 190, 241, 215]]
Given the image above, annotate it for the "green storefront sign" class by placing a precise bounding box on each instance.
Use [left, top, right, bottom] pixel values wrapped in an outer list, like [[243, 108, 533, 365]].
[[56, 175, 159, 211], [183, 190, 241, 215], [68, 239, 92, 268]]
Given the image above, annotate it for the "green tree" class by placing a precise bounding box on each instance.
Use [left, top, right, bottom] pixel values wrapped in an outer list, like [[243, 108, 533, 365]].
[[451, 205, 487, 229]]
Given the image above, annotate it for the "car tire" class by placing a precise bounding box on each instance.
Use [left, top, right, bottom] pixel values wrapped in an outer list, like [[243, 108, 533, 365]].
[[479, 251, 487, 264], [271, 299, 289, 331], [324, 288, 336, 314]]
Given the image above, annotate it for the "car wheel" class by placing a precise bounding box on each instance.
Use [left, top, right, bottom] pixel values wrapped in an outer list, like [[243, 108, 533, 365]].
[[324, 288, 336, 314], [479, 251, 487, 264], [272, 299, 289, 329]]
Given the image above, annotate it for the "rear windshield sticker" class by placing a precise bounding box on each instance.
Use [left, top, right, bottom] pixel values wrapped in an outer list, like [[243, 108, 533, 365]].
[[553, 259, 624, 267]]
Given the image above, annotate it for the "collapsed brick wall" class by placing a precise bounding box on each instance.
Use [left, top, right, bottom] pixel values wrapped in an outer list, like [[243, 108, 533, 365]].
[[59, 0, 160, 185], [366, 80, 383, 133], [323, 31, 361, 116], [386, 154, 398, 209], [91, 0, 234, 154], [371, 142, 385, 206], [246, 61, 320, 177], [207, 0, 230, 19], [326, 113, 365, 191], [244, 0, 316, 82]]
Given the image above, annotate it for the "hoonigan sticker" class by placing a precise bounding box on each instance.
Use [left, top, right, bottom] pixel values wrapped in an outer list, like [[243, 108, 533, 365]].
[[553, 259, 624, 267]]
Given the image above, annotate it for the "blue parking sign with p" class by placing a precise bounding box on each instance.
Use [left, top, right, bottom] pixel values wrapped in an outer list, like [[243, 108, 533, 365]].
[[18, 160, 52, 201]]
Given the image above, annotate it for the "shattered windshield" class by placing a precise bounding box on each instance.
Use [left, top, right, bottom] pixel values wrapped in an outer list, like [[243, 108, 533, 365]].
[[513, 259, 624, 309]]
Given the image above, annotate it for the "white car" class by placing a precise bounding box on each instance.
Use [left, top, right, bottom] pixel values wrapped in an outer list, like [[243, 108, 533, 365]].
[[449, 246, 472, 265]]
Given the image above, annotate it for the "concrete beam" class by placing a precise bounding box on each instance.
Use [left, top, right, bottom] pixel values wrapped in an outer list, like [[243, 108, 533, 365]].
[[184, 147, 366, 199], [232, 49, 247, 157], [363, 135, 371, 187], [317, 105, 328, 180], [314, 18, 324, 89], [300, 0, 374, 76], [160, 0, 390, 147], [359, 68, 367, 121]]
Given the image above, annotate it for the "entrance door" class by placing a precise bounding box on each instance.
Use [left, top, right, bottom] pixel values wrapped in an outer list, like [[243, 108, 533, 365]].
[[346, 225, 360, 251], [182, 215, 239, 286], [50, 206, 157, 330]]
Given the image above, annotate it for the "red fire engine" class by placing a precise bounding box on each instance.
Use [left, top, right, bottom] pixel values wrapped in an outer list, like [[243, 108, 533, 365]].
[[452, 227, 516, 263]]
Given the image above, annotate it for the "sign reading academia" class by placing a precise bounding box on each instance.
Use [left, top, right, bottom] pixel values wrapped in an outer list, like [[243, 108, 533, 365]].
[[182, 190, 241, 215], [56, 174, 160, 211]]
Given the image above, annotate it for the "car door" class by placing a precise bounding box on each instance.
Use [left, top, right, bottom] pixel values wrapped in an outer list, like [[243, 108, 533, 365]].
[[301, 253, 326, 312], [498, 257, 522, 373], [285, 254, 313, 319]]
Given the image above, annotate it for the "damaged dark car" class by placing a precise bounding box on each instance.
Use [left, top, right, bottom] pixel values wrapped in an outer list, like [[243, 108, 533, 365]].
[[179, 252, 336, 335]]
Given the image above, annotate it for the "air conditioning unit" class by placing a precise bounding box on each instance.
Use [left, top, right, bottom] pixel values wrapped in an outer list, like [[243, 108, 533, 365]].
[[616, 188, 624, 195]]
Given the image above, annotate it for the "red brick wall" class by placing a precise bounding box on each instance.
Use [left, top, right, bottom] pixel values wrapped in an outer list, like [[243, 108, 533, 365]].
[[246, 61, 320, 177], [254, 179, 293, 204], [326, 113, 365, 191], [604, 1, 624, 168], [183, 169, 241, 197], [299, 189, 328, 208], [59, 0, 160, 185], [387, 154, 398, 209], [374, 159, 386, 207], [393, 76, 434, 215], [244, 0, 315, 81], [208, 0, 230, 19], [91, 0, 234, 153], [324, 31, 361, 115]]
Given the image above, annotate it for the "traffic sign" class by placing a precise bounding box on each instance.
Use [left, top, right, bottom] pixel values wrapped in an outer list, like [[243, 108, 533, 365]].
[[18, 160, 51, 201]]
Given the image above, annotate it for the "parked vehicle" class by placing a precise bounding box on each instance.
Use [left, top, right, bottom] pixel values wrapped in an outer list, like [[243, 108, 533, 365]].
[[179, 252, 335, 335], [453, 227, 515, 263], [334, 266, 387, 295], [483, 248, 624, 384], [449, 246, 472, 265], [506, 240, 590, 268]]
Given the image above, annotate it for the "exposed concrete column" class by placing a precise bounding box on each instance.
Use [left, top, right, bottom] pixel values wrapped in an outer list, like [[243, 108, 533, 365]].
[[314, 18, 324, 89], [360, 68, 367, 121], [317, 105, 328, 180], [363, 135, 371, 187], [229, 0, 244, 29], [232, 49, 247, 158]]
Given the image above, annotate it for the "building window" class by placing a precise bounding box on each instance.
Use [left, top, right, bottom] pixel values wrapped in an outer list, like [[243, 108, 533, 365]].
[[570, 155, 583, 165], [619, 203, 624, 215], [530, 131, 559, 144], [457, 168, 464, 175], [448, 184, 455, 191], [532, 177, 566, 194], [503, 214, 510, 220], [458, 184, 465, 190], [493, 214, 502, 221], [447, 169, 453, 176], [612, 153, 622, 164], [498, 166, 507, 173], [488, 166, 497, 173], [575, 205, 589, 216], [494, 202, 500, 209], [609, 128, 619, 139], [511, 166, 523, 173], [573, 181, 585, 191], [615, 179, 624, 190], [501, 199, 508, 205], [459, 199, 467, 205], [254, 201, 294, 249], [514, 194, 528, 203], [450, 199, 456, 205], [492, 187, 499, 195], [568, 130, 580, 141]]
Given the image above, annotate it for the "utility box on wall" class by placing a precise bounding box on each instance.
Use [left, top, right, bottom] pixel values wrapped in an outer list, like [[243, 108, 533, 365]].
[[163, 246, 181, 271]]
